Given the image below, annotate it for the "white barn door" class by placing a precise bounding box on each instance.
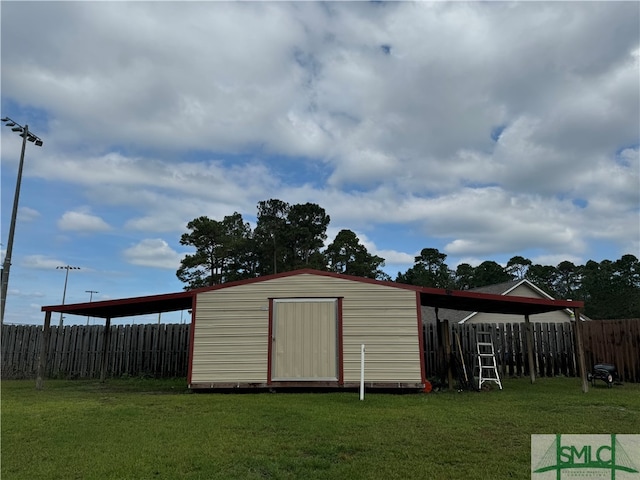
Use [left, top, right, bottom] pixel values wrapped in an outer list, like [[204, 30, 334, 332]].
[[272, 298, 338, 381]]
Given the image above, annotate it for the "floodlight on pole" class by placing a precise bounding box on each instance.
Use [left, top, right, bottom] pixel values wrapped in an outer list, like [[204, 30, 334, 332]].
[[0, 117, 44, 327], [57, 266, 80, 328]]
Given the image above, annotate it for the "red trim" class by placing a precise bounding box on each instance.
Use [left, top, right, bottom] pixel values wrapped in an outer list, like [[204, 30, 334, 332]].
[[337, 297, 344, 385], [416, 292, 427, 385], [42, 290, 195, 316], [267, 296, 342, 385], [189, 381, 425, 391], [187, 301, 197, 385], [433, 288, 577, 306], [267, 298, 274, 385]]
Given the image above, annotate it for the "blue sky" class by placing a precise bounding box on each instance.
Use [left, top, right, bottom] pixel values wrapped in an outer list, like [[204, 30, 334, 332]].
[[1, 1, 638, 326]]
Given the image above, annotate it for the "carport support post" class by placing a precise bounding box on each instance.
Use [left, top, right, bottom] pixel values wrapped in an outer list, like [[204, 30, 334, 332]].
[[573, 308, 589, 393], [525, 315, 535, 384], [100, 317, 111, 383], [35, 311, 52, 390]]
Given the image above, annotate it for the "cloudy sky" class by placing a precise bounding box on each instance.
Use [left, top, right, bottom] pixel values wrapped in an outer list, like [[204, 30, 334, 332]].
[[1, 1, 638, 325]]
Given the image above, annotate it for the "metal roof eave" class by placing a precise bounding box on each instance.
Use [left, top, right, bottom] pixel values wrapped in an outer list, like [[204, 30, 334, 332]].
[[40, 269, 584, 320], [41, 290, 196, 319], [419, 288, 583, 316]]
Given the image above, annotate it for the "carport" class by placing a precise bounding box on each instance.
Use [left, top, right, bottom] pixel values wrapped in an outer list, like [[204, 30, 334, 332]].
[[37, 290, 197, 389], [38, 271, 587, 391], [417, 287, 587, 391]]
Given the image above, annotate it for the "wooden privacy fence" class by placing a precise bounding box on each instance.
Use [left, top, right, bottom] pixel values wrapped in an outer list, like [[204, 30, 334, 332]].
[[2, 320, 638, 382], [424, 322, 578, 383], [423, 320, 640, 384], [1, 323, 191, 379], [582, 319, 640, 384]]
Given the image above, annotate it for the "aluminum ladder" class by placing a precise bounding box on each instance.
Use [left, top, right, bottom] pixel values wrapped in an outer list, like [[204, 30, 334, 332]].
[[476, 331, 503, 390]]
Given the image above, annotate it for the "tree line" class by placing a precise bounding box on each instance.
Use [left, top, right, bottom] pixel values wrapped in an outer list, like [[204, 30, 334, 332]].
[[395, 248, 639, 319], [176, 199, 385, 288], [176, 199, 639, 319]]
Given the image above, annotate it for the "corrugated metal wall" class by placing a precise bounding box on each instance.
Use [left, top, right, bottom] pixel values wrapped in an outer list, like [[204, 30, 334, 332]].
[[191, 284, 269, 383], [191, 273, 422, 385]]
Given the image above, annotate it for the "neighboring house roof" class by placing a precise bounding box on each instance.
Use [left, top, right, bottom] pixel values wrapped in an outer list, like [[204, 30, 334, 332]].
[[469, 279, 552, 298], [41, 269, 582, 320], [421, 278, 587, 324]]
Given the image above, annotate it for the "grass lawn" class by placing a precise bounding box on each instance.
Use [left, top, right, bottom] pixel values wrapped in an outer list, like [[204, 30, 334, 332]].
[[2, 377, 639, 479]]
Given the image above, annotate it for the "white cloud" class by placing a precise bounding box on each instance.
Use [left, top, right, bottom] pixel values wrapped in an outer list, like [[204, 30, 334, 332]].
[[8, 291, 46, 299], [532, 254, 585, 268], [353, 230, 416, 267], [430, 189, 589, 257], [22, 255, 67, 270], [122, 239, 182, 269], [352, 232, 412, 265], [58, 210, 111, 232], [375, 249, 415, 266], [454, 257, 485, 269], [19, 206, 40, 221], [1, 1, 638, 323]]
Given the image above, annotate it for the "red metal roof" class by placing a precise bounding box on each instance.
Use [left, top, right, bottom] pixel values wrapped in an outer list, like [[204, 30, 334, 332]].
[[41, 290, 196, 319], [41, 269, 583, 319]]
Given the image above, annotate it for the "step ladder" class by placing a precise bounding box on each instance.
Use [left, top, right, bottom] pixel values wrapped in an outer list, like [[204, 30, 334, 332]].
[[476, 331, 503, 390]]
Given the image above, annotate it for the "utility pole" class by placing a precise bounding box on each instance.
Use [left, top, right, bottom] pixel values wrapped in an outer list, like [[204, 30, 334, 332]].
[[85, 290, 98, 325], [57, 266, 80, 327]]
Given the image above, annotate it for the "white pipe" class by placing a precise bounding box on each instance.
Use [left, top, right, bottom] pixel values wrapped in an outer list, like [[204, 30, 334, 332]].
[[360, 344, 365, 400]]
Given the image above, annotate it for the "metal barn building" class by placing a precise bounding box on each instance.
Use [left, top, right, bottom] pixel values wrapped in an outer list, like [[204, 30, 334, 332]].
[[39, 268, 585, 391], [189, 269, 424, 390]]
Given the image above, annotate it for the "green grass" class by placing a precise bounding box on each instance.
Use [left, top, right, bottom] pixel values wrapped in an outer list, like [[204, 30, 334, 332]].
[[2, 377, 639, 479]]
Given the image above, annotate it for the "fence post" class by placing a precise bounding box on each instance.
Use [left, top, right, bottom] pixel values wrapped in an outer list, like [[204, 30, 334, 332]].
[[524, 315, 535, 383], [442, 319, 453, 390], [572, 308, 589, 393], [35, 311, 52, 390], [100, 317, 112, 383]]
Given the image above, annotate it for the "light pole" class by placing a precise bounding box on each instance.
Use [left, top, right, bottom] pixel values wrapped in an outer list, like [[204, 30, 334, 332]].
[[85, 290, 98, 325], [0, 117, 43, 327], [57, 266, 80, 328]]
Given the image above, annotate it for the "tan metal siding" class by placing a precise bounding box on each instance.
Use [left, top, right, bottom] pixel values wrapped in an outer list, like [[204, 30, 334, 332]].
[[191, 274, 421, 385], [342, 294, 420, 383], [191, 288, 269, 383]]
